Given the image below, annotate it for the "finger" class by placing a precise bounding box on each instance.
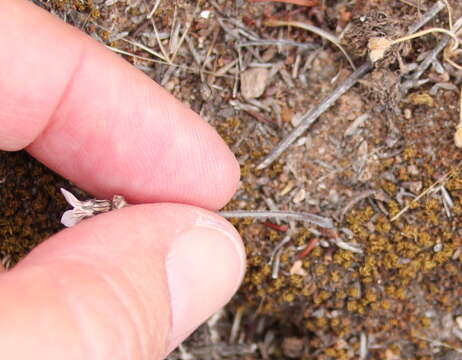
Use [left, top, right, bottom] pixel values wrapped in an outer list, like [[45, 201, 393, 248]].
[[0, 0, 239, 209], [0, 204, 246, 359]]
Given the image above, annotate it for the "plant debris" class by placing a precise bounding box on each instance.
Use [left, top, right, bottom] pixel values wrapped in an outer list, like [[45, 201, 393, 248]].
[[3, 0, 462, 358]]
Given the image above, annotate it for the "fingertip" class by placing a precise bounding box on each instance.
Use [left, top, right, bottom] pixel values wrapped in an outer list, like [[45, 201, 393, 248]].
[[1, 0, 239, 209], [0, 204, 245, 358]]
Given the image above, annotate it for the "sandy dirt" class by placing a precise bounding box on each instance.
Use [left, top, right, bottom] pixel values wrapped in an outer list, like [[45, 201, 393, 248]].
[[2, 0, 462, 358]]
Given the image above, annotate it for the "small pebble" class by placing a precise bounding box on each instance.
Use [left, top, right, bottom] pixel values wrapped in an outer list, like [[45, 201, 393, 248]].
[[454, 127, 462, 148], [456, 316, 462, 330], [200, 10, 212, 19], [433, 243, 443, 252], [240, 68, 269, 99]]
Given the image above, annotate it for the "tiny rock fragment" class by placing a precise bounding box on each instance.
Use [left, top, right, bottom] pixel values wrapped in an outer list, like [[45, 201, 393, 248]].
[[291, 112, 303, 127], [455, 127, 462, 148], [199, 10, 212, 19], [456, 316, 462, 330], [404, 108, 412, 119], [292, 188, 306, 204], [344, 113, 368, 137], [407, 92, 434, 107], [281, 106, 294, 123], [290, 260, 307, 276], [385, 348, 401, 360], [406, 181, 423, 194], [282, 337, 305, 359], [407, 164, 419, 176], [433, 243, 443, 252], [240, 68, 269, 99], [262, 46, 277, 62], [368, 37, 393, 63]]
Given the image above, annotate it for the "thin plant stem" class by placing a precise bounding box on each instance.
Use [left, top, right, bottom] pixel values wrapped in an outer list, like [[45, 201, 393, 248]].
[[256, 62, 372, 170], [391, 162, 462, 221], [392, 27, 459, 51], [408, 1, 445, 33], [264, 19, 356, 70], [106, 46, 234, 78], [441, 0, 453, 30], [218, 210, 334, 229]]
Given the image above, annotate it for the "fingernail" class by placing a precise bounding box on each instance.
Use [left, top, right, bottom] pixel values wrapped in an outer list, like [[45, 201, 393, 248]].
[[165, 221, 245, 351]]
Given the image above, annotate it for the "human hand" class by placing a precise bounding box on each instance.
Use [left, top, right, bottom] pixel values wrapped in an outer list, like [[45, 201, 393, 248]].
[[0, 1, 245, 359]]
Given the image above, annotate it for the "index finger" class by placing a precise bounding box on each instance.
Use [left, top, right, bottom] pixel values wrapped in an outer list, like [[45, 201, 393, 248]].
[[0, 0, 239, 210]]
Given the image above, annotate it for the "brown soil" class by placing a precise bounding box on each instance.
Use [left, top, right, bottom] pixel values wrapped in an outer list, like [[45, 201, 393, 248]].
[[3, 0, 462, 358]]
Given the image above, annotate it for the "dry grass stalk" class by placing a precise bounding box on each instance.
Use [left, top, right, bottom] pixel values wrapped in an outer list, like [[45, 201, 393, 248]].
[[442, 0, 453, 30], [264, 19, 356, 70], [106, 46, 234, 78], [391, 162, 462, 221], [368, 27, 460, 63], [413, 335, 462, 354], [257, 62, 373, 170]]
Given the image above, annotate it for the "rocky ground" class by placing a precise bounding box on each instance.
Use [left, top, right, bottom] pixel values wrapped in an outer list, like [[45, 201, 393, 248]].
[[2, 0, 462, 358]]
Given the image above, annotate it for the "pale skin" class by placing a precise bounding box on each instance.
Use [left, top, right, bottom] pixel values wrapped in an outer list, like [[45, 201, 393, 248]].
[[0, 1, 246, 359]]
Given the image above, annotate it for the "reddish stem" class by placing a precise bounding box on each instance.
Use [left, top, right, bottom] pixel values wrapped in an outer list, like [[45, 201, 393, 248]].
[[263, 221, 289, 232], [297, 237, 319, 259]]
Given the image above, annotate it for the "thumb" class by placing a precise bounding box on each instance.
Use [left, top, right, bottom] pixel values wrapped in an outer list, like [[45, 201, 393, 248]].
[[0, 203, 246, 359]]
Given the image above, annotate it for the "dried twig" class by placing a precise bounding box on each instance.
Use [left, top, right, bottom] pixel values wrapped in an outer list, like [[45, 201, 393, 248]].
[[413, 335, 462, 354], [269, 234, 292, 279], [334, 237, 363, 254], [391, 162, 462, 221], [106, 46, 234, 78], [359, 332, 368, 360], [218, 210, 334, 229], [170, 12, 196, 64], [408, 1, 445, 33], [257, 62, 372, 170], [399, 0, 451, 88], [393, 3, 462, 72], [147, 0, 171, 64], [297, 237, 319, 258], [400, 37, 450, 93], [440, 185, 453, 218], [122, 38, 167, 62], [229, 306, 245, 343], [147, 0, 162, 19], [338, 190, 377, 222]]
